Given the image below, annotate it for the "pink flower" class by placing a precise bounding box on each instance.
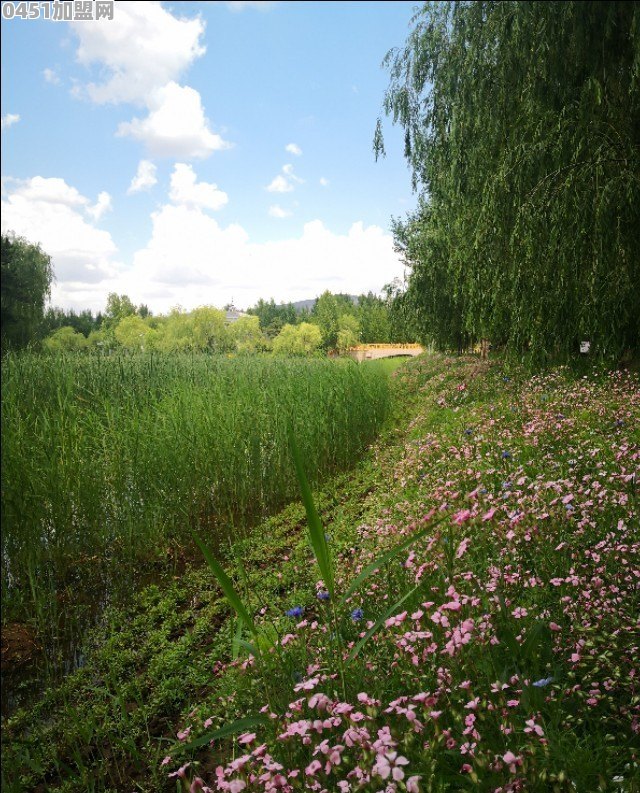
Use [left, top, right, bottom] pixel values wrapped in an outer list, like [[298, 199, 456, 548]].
[[238, 732, 256, 745], [502, 751, 522, 774], [549, 622, 561, 632], [305, 760, 322, 776], [407, 776, 421, 792], [374, 751, 410, 781], [482, 507, 497, 521], [177, 727, 191, 741]]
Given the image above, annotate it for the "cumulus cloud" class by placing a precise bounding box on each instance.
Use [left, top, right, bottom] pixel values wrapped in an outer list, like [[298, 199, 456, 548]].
[[87, 191, 113, 221], [266, 174, 293, 194], [268, 204, 291, 219], [128, 160, 158, 194], [169, 163, 228, 211], [117, 82, 231, 159], [43, 68, 61, 85], [69, 2, 230, 161], [71, 1, 206, 106], [285, 142, 302, 156], [319, 177, 330, 187], [1, 176, 120, 286], [1, 114, 20, 131], [94, 211, 404, 313]]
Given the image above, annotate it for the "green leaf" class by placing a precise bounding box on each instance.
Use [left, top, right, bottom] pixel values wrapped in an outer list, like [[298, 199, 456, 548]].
[[346, 584, 421, 664], [192, 531, 257, 636], [288, 428, 335, 597], [338, 512, 447, 607], [181, 715, 270, 750]]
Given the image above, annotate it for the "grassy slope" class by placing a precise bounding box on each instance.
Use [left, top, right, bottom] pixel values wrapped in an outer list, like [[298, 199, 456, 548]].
[[2, 354, 639, 792]]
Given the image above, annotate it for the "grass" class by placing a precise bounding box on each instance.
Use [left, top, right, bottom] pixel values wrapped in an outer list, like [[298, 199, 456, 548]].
[[2, 353, 638, 792], [1, 352, 391, 664]]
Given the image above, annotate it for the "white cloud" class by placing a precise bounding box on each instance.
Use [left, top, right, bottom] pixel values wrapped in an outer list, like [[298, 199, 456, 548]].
[[285, 142, 302, 156], [169, 163, 228, 211], [319, 177, 330, 187], [266, 163, 303, 193], [1, 176, 120, 287], [117, 82, 231, 159], [268, 204, 291, 219], [266, 174, 293, 194], [87, 191, 113, 221], [83, 211, 404, 313], [128, 160, 158, 194], [282, 163, 303, 183], [71, 1, 206, 106], [43, 68, 61, 85], [1, 114, 20, 131]]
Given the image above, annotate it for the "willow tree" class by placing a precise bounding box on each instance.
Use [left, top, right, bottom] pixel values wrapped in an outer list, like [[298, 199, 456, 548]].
[[376, 1, 640, 362]]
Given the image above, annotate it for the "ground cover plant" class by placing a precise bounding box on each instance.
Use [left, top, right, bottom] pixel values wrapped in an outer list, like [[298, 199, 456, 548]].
[[2, 353, 637, 792], [1, 353, 390, 644]]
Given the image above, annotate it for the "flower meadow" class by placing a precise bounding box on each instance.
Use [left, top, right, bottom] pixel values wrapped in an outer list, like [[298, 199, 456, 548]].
[[162, 358, 639, 793], [2, 355, 638, 793]]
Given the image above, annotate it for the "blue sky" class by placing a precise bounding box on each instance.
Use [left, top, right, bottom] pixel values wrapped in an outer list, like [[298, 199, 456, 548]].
[[1, 0, 418, 313]]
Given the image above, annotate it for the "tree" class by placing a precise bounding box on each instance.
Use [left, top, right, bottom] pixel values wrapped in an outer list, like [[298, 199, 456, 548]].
[[336, 314, 361, 353], [43, 326, 89, 353], [230, 315, 267, 354], [114, 315, 156, 351], [1, 233, 54, 349], [272, 323, 322, 356], [377, 1, 640, 362], [356, 292, 391, 343]]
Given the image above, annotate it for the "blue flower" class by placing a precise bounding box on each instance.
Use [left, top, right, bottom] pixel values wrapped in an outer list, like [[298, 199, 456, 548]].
[[502, 481, 512, 490], [351, 608, 364, 622], [532, 676, 554, 688], [503, 376, 510, 382], [317, 591, 330, 601], [501, 450, 512, 459], [464, 428, 473, 436], [286, 606, 304, 618]]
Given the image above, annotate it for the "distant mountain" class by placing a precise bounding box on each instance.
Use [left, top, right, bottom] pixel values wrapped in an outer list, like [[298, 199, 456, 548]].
[[279, 295, 360, 313]]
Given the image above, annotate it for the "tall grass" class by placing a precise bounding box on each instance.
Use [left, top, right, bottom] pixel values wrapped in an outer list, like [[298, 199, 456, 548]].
[[1, 352, 390, 632]]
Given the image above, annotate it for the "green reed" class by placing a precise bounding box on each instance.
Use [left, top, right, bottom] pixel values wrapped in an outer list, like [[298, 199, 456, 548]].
[[1, 352, 390, 631]]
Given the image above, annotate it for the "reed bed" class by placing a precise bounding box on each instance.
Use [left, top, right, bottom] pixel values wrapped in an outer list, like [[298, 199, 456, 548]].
[[1, 353, 390, 628]]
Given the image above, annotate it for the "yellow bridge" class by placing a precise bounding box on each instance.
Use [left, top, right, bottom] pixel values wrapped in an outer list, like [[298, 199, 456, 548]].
[[346, 343, 423, 361]]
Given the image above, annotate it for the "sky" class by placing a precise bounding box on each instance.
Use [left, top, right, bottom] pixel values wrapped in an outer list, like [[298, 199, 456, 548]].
[[1, 0, 419, 314]]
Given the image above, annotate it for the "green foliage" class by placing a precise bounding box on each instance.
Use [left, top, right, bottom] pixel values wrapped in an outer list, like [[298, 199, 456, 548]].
[[378, 1, 640, 362], [114, 315, 156, 351], [272, 322, 323, 355], [43, 326, 89, 353], [229, 315, 268, 354], [336, 313, 361, 353], [1, 233, 53, 350]]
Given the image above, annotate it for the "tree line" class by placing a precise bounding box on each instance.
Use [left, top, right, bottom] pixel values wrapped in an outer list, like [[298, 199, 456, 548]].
[[1, 233, 416, 355]]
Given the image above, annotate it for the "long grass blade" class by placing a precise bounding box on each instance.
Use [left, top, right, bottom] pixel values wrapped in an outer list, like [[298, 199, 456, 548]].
[[192, 531, 257, 636], [181, 715, 270, 750], [288, 428, 335, 597], [338, 514, 447, 607]]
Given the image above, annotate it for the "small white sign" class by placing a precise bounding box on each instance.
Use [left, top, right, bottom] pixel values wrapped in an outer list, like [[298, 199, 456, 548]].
[[580, 341, 591, 354]]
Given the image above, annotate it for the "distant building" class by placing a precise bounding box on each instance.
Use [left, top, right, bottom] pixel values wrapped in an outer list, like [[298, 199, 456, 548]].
[[224, 305, 249, 324]]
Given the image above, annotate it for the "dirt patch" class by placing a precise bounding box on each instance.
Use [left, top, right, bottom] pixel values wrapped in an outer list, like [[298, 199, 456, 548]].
[[1, 622, 41, 671]]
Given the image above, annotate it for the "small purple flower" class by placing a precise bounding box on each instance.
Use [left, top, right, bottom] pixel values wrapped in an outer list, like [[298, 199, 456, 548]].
[[464, 428, 473, 436], [532, 676, 554, 688], [351, 608, 364, 622], [501, 450, 512, 459], [286, 606, 304, 618], [317, 591, 330, 601]]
